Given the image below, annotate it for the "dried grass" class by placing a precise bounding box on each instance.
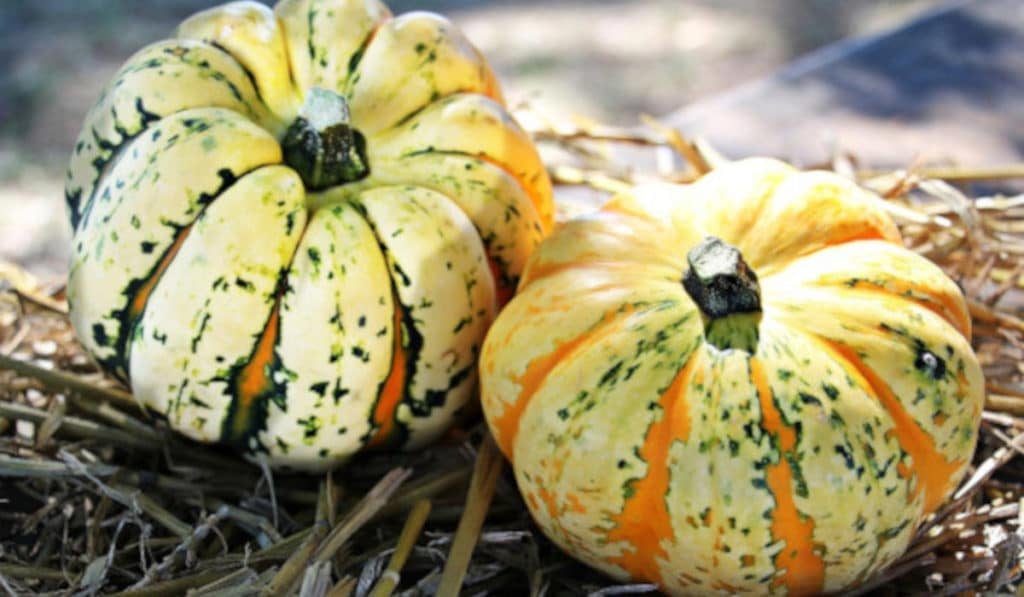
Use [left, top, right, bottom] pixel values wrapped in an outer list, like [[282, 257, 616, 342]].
[[1, 112, 1023, 595]]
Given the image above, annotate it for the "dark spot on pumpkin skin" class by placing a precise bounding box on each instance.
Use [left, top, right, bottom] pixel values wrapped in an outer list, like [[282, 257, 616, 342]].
[[332, 381, 349, 405], [190, 313, 212, 353], [298, 415, 321, 439], [742, 422, 758, 441], [92, 324, 110, 347], [188, 395, 211, 408], [309, 381, 329, 397], [914, 349, 946, 380], [728, 439, 740, 456], [598, 361, 624, 387]]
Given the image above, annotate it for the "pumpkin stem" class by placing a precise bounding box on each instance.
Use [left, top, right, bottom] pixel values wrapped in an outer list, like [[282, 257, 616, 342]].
[[282, 87, 370, 191], [682, 236, 762, 353]]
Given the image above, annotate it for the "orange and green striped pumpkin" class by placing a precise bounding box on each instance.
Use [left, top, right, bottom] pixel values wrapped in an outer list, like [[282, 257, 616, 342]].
[[480, 158, 983, 594], [65, 0, 553, 470]]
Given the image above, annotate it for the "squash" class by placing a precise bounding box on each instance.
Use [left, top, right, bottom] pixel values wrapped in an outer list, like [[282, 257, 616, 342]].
[[65, 0, 553, 471], [480, 158, 983, 595]]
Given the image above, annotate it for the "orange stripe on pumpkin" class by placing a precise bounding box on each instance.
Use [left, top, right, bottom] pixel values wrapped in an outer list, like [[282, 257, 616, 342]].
[[489, 306, 635, 459], [750, 357, 826, 596], [605, 352, 700, 586], [127, 224, 193, 323], [367, 299, 406, 448], [820, 228, 890, 248], [230, 303, 281, 440], [818, 339, 964, 512]]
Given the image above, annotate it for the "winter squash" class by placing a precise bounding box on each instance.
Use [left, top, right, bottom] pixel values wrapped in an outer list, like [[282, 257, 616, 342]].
[[480, 158, 983, 595], [65, 0, 553, 470]]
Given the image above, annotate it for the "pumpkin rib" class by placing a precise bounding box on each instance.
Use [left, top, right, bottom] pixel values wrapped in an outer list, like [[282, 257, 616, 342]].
[[114, 157, 275, 333], [219, 202, 315, 451], [110, 222, 193, 382], [72, 151, 279, 383], [74, 110, 277, 235], [367, 152, 547, 295], [752, 323, 910, 588], [822, 280, 970, 340], [357, 174, 524, 299], [394, 148, 553, 235], [127, 164, 308, 446], [368, 93, 552, 229], [492, 304, 641, 460], [342, 21, 386, 90], [737, 170, 901, 273], [604, 349, 701, 588], [205, 39, 269, 115], [66, 40, 277, 229], [274, 0, 391, 95], [353, 208, 418, 451], [266, 201, 395, 466], [749, 357, 827, 596], [810, 335, 965, 513], [751, 228, 894, 278], [519, 206, 685, 288], [344, 12, 502, 135], [687, 169, 781, 255], [353, 184, 494, 450], [178, 2, 301, 121], [180, 40, 278, 127]]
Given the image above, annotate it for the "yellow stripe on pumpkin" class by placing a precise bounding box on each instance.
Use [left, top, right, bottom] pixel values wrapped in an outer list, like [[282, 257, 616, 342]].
[[492, 306, 635, 460], [819, 339, 965, 512]]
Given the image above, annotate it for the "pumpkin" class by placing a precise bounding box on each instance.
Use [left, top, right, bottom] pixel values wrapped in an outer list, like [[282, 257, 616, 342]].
[[480, 158, 983, 595], [65, 0, 553, 470]]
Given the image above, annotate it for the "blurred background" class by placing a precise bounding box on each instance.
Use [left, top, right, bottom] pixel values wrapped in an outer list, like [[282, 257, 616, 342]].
[[0, 0, 960, 277]]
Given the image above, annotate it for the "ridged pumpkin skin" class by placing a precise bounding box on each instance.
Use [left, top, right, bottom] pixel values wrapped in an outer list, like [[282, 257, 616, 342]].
[[480, 158, 983, 595], [65, 0, 553, 470]]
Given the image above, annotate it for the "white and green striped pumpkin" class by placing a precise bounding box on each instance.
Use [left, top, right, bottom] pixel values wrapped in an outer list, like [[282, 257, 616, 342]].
[[65, 0, 553, 470], [480, 159, 983, 595]]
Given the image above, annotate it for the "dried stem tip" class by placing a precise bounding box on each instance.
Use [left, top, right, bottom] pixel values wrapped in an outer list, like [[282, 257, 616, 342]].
[[682, 236, 762, 353]]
